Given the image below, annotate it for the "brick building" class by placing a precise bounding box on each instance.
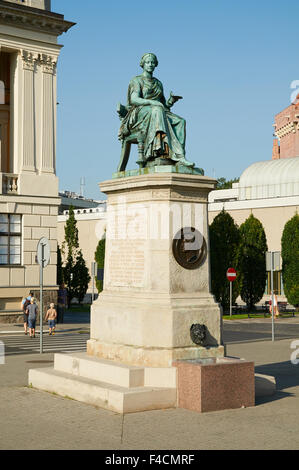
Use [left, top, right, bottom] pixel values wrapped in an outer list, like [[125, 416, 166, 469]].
[[273, 96, 299, 160]]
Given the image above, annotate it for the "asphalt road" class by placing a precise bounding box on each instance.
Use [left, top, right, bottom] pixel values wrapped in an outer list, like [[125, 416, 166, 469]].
[[223, 318, 299, 344], [1, 315, 299, 357]]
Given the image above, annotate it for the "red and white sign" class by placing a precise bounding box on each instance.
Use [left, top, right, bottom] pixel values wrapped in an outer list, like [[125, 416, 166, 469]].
[[226, 268, 237, 282]]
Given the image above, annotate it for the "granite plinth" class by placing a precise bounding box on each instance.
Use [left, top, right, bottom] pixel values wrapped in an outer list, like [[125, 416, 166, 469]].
[[173, 357, 255, 413]]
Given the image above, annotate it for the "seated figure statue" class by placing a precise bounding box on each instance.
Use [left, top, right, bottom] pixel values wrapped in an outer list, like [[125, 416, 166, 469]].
[[117, 53, 195, 171]]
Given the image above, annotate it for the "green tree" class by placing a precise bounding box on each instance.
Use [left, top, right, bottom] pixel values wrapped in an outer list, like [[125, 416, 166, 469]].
[[216, 177, 239, 190], [236, 214, 268, 311], [209, 209, 240, 310], [95, 237, 106, 293], [63, 205, 79, 257], [62, 206, 90, 306], [63, 252, 76, 307], [73, 250, 91, 304], [281, 213, 299, 309]]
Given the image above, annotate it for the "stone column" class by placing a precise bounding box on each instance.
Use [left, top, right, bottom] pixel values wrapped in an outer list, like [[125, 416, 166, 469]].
[[40, 54, 57, 174], [21, 50, 38, 172]]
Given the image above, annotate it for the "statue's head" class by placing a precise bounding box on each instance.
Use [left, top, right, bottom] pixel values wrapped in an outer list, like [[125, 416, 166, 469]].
[[140, 53, 158, 69]]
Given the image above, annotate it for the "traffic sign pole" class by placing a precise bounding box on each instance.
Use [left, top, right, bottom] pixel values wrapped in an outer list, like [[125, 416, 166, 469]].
[[271, 252, 275, 342], [230, 281, 232, 318], [226, 268, 237, 318], [40, 243, 44, 354], [36, 238, 51, 355]]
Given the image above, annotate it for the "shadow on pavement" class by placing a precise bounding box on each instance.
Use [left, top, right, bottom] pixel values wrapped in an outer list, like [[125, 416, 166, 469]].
[[61, 311, 90, 324], [255, 360, 299, 405]]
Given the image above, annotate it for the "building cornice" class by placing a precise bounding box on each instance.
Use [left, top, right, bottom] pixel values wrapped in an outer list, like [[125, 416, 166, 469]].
[[0, 0, 75, 36], [208, 194, 299, 212]]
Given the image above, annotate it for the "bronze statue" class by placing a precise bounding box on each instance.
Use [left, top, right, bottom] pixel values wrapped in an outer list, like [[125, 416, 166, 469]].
[[117, 53, 195, 172]]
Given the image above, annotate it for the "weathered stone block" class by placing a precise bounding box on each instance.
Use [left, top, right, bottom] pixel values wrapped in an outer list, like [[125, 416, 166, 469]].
[[173, 357, 255, 413], [41, 215, 57, 228]]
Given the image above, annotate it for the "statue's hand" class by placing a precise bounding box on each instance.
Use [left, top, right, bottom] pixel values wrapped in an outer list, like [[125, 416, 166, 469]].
[[167, 91, 183, 107]]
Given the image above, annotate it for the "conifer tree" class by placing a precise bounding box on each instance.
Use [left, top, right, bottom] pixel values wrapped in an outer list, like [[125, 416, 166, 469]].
[[209, 209, 240, 310], [62, 206, 90, 306], [73, 249, 91, 304], [94, 237, 106, 293], [281, 213, 299, 309], [236, 214, 268, 311]]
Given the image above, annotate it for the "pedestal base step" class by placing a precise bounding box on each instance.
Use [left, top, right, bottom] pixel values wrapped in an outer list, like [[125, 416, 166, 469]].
[[28, 353, 177, 414]]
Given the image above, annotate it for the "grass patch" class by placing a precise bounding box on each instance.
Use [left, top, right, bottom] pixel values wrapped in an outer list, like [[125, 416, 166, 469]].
[[67, 304, 91, 313], [223, 313, 267, 320], [223, 312, 298, 320], [64, 395, 74, 400]]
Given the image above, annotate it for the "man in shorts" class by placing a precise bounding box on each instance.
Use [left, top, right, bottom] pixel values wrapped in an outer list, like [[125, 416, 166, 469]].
[[45, 303, 57, 336]]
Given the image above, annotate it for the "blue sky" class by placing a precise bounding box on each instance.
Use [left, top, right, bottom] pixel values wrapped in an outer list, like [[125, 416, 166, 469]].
[[52, 0, 299, 200]]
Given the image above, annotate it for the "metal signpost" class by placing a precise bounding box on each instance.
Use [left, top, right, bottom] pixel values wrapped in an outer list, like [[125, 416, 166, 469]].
[[226, 268, 237, 317], [266, 251, 281, 342], [36, 238, 51, 354]]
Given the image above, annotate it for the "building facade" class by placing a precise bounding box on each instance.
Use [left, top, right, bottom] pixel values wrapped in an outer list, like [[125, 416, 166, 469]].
[[0, 0, 74, 320]]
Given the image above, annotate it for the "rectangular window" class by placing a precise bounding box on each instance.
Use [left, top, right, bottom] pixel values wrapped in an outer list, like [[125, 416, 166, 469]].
[[0, 214, 21, 266]]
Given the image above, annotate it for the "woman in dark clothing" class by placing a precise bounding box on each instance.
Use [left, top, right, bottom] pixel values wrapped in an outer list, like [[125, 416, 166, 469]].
[[26, 298, 38, 338]]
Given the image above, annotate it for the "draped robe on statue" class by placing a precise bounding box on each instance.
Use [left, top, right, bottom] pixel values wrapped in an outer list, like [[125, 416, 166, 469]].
[[118, 75, 186, 163]]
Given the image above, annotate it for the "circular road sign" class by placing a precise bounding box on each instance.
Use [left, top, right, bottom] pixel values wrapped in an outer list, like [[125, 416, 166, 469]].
[[37, 237, 51, 268], [226, 267, 237, 282]]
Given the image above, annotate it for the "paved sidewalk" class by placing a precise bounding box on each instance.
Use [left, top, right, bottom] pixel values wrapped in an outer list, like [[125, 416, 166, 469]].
[[0, 332, 299, 449]]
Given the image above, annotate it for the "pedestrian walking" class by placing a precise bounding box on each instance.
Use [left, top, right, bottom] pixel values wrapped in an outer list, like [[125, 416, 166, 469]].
[[269, 291, 280, 319], [21, 291, 34, 335], [57, 283, 67, 324], [26, 298, 38, 338], [45, 303, 57, 336]]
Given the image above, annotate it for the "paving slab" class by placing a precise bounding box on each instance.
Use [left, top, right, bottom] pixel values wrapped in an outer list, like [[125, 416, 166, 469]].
[[0, 335, 298, 450]]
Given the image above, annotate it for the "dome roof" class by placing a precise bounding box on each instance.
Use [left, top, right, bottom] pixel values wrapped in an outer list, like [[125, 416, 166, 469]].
[[239, 157, 299, 200]]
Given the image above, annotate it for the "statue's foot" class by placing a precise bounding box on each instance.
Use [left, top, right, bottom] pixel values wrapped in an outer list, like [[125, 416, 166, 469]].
[[176, 156, 195, 168]]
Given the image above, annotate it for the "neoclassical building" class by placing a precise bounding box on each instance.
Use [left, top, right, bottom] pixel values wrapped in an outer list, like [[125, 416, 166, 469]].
[[0, 0, 74, 320]]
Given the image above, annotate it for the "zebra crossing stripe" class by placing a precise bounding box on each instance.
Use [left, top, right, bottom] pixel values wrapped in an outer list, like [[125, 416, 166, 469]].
[[1, 333, 89, 355]]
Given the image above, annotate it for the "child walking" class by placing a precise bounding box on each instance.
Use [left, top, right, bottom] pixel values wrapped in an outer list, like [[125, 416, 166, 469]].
[[45, 303, 57, 336]]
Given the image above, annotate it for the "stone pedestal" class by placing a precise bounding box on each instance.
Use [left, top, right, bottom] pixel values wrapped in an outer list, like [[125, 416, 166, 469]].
[[174, 357, 255, 413], [29, 171, 257, 414], [87, 173, 224, 367]]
